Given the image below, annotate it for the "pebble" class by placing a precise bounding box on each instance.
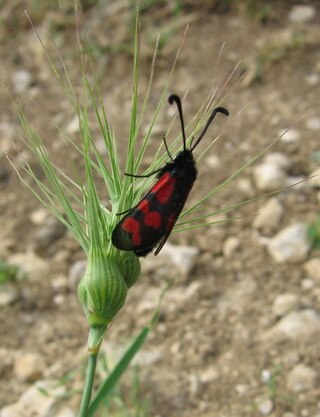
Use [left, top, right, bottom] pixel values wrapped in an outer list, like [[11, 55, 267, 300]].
[[253, 197, 283, 232], [261, 309, 320, 342], [13, 352, 45, 382], [257, 398, 274, 415], [11, 70, 33, 94], [68, 259, 87, 289], [159, 242, 199, 275], [55, 409, 75, 417], [30, 208, 50, 225], [253, 163, 287, 191], [7, 251, 49, 282], [66, 115, 80, 134], [199, 366, 220, 384], [261, 369, 272, 383], [306, 116, 320, 131], [287, 363, 318, 392], [0, 284, 19, 306], [223, 236, 240, 258], [34, 217, 66, 251], [272, 293, 300, 317], [308, 167, 320, 188], [0, 380, 65, 417], [304, 258, 320, 281], [0, 122, 15, 153], [267, 223, 311, 263], [288, 5, 316, 23], [205, 154, 221, 170], [263, 153, 291, 170], [279, 128, 301, 143]]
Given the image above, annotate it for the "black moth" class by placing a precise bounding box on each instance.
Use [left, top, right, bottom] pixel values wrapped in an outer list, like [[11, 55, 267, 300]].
[[112, 94, 229, 256]]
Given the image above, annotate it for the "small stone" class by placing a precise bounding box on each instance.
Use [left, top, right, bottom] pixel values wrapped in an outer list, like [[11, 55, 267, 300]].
[[257, 398, 274, 415], [253, 163, 287, 191], [68, 259, 87, 289], [205, 154, 221, 170], [30, 208, 50, 225], [0, 380, 65, 417], [279, 128, 301, 143], [262, 309, 320, 342], [0, 122, 15, 153], [55, 408, 75, 417], [288, 5, 316, 23], [11, 70, 33, 94], [261, 369, 272, 383], [34, 217, 66, 251], [0, 284, 19, 306], [200, 367, 220, 384], [305, 73, 320, 86], [237, 178, 255, 197], [223, 236, 240, 258], [253, 197, 283, 232], [272, 293, 299, 317], [304, 258, 320, 281], [7, 251, 49, 282], [264, 152, 291, 170], [306, 117, 320, 131], [267, 223, 311, 263], [66, 115, 80, 134], [287, 364, 318, 392], [13, 352, 45, 382], [301, 278, 314, 290], [159, 243, 199, 274], [309, 167, 320, 188]]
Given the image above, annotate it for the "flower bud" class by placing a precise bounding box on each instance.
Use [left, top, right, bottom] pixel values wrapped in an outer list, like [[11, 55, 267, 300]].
[[78, 249, 128, 328]]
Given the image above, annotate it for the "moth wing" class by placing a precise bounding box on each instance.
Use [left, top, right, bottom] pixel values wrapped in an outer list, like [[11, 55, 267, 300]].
[[112, 173, 176, 253]]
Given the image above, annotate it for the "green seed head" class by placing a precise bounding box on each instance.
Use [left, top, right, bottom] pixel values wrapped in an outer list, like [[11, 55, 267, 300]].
[[78, 250, 128, 328]]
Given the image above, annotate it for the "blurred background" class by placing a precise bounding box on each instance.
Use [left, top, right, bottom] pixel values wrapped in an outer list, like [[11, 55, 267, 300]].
[[0, 1, 320, 416]]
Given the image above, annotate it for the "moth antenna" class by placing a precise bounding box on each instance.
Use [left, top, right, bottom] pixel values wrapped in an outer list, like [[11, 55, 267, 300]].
[[190, 107, 229, 151], [168, 94, 187, 151], [163, 135, 174, 161]]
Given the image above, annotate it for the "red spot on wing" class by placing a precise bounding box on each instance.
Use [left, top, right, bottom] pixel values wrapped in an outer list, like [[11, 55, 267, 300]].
[[138, 199, 162, 229], [145, 211, 161, 228], [122, 217, 141, 245], [150, 172, 176, 204]]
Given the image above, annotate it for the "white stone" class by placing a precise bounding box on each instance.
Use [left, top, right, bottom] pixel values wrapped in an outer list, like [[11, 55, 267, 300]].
[[0, 284, 19, 306], [11, 70, 33, 94], [253, 163, 287, 191], [304, 258, 320, 281], [257, 398, 274, 415], [267, 223, 311, 263], [306, 116, 320, 131], [261, 369, 272, 383], [288, 5, 316, 23], [287, 363, 318, 392], [223, 236, 240, 258], [308, 167, 320, 188], [0, 122, 15, 153], [279, 128, 301, 143], [66, 115, 80, 134], [264, 152, 291, 170], [55, 408, 75, 417], [272, 293, 299, 317], [262, 309, 320, 342], [7, 251, 49, 282], [205, 154, 221, 170], [159, 243, 199, 274], [13, 352, 45, 382], [253, 197, 283, 231], [0, 380, 65, 417]]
